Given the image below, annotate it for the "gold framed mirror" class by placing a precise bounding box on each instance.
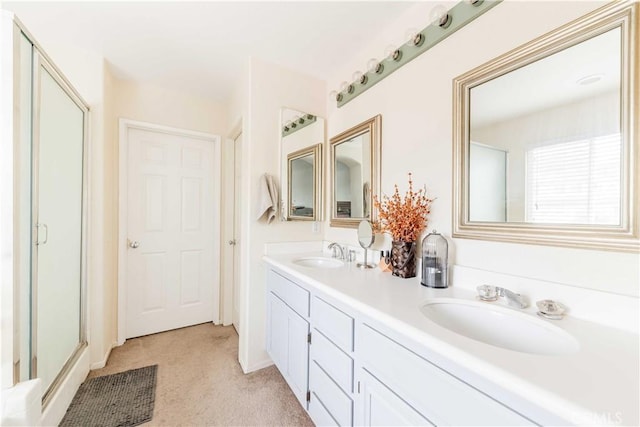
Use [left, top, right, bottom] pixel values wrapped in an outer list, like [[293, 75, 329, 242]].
[[287, 144, 322, 221], [280, 108, 325, 221], [453, 1, 638, 252], [330, 115, 381, 228]]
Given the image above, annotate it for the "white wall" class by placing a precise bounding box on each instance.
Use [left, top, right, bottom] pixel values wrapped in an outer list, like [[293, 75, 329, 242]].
[[323, 1, 639, 298], [113, 80, 227, 135], [227, 57, 326, 372]]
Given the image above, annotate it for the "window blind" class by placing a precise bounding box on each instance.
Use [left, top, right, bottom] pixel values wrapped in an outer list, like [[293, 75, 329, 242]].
[[525, 133, 621, 225]]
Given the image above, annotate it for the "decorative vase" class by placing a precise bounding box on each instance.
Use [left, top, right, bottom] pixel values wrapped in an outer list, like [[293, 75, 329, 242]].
[[390, 240, 416, 278]]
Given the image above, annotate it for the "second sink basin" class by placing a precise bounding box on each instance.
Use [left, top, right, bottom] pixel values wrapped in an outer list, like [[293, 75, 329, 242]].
[[420, 298, 579, 355], [293, 256, 344, 269]]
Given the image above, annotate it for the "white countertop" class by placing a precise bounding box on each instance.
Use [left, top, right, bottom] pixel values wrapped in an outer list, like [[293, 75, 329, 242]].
[[263, 252, 640, 426]]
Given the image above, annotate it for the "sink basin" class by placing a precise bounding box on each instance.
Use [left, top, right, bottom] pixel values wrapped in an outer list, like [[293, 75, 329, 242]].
[[420, 298, 579, 355], [293, 256, 344, 269]]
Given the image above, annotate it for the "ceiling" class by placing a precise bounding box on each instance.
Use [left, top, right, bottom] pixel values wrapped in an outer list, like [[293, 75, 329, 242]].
[[3, 1, 418, 102]]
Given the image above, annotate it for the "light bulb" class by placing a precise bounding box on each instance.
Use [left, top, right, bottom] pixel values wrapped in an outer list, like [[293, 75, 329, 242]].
[[430, 5, 451, 28], [384, 45, 398, 61], [367, 58, 380, 73], [340, 81, 349, 92], [404, 28, 418, 46], [284, 120, 292, 128], [352, 71, 363, 82], [329, 90, 338, 100]]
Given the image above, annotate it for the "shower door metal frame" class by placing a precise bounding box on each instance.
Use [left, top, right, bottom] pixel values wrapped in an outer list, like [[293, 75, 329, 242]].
[[23, 22, 90, 406]]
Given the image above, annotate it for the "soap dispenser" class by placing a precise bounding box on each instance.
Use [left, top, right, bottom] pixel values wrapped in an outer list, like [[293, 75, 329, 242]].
[[421, 230, 448, 288]]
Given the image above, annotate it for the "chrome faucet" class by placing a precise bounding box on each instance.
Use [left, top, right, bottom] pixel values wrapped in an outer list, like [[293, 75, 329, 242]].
[[328, 242, 345, 260], [477, 285, 528, 309]]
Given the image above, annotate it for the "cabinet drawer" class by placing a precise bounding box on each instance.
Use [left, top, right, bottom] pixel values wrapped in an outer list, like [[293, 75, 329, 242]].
[[311, 328, 354, 393], [309, 394, 339, 427], [361, 369, 433, 426], [359, 324, 533, 426], [267, 269, 310, 317], [312, 297, 354, 352], [310, 360, 353, 427]]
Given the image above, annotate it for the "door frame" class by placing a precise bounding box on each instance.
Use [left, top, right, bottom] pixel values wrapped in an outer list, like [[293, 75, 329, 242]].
[[221, 121, 242, 327], [117, 118, 221, 345]]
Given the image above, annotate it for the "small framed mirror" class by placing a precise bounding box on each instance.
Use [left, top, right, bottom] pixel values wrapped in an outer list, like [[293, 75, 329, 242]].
[[330, 115, 382, 228], [453, 2, 638, 252], [280, 108, 325, 221], [287, 144, 322, 220]]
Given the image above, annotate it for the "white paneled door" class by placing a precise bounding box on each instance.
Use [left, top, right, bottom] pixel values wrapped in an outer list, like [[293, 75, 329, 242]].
[[126, 127, 218, 339]]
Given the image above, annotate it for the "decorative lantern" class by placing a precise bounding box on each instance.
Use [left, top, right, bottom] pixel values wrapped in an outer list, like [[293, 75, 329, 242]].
[[421, 230, 448, 288]]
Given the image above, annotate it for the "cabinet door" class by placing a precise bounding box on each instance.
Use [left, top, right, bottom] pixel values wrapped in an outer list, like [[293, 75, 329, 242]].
[[360, 370, 433, 427], [267, 292, 288, 372], [266, 292, 310, 408]]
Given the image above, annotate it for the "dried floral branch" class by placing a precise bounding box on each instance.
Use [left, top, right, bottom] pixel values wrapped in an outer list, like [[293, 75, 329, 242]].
[[373, 173, 433, 243]]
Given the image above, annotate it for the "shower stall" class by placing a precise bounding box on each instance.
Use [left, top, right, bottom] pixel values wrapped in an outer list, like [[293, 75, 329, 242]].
[[1, 13, 89, 415]]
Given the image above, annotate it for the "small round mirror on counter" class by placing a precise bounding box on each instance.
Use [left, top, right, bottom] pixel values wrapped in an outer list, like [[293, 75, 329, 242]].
[[357, 220, 375, 269], [357, 220, 374, 248]]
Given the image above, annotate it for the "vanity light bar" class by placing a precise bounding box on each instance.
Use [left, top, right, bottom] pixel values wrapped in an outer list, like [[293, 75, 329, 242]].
[[282, 114, 317, 137], [336, 0, 502, 108]]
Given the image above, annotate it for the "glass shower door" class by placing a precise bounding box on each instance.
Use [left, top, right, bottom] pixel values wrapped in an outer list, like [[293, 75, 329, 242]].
[[33, 55, 87, 399]]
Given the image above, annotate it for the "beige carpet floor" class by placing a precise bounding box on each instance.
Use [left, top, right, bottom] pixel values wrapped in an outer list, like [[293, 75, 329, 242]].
[[87, 323, 314, 426]]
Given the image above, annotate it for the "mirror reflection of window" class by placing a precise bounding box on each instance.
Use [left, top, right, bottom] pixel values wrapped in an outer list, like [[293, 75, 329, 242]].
[[454, 2, 637, 251], [525, 133, 621, 225], [469, 27, 622, 226]]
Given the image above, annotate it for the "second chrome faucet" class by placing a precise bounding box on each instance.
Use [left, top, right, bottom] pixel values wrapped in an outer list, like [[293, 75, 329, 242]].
[[477, 284, 528, 309]]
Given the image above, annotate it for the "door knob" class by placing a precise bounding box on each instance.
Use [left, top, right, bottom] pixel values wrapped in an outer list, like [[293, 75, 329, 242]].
[[129, 240, 140, 249], [228, 240, 237, 246]]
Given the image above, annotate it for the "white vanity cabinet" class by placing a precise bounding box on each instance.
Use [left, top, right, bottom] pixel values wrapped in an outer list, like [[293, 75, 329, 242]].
[[356, 322, 534, 426], [265, 265, 536, 427], [308, 296, 355, 426], [266, 270, 310, 408], [359, 369, 433, 426]]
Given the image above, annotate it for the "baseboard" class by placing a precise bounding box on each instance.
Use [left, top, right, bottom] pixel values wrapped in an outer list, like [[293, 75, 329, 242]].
[[244, 358, 274, 373], [90, 342, 117, 370]]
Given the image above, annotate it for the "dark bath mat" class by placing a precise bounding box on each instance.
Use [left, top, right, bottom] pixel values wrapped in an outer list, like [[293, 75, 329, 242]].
[[59, 365, 158, 427]]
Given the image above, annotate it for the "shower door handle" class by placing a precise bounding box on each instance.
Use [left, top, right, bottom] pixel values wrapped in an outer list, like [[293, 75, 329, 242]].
[[36, 223, 48, 245]]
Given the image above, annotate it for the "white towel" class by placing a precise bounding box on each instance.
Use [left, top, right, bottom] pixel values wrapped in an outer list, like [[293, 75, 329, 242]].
[[256, 174, 279, 223]]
